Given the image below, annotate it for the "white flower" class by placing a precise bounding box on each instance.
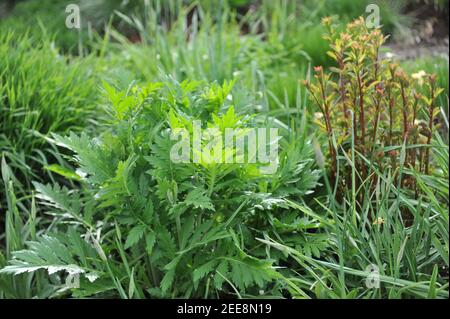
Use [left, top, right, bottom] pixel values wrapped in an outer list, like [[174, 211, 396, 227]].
[[385, 52, 395, 59], [314, 112, 324, 120], [412, 70, 427, 86]]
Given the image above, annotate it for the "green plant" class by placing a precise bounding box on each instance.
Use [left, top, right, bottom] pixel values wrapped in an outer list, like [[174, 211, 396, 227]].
[[276, 16, 450, 299], [0, 80, 323, 298], [401, 56, 449, 118], [304, 17, 444, 202], [259, 123, 449, 298], [0, 0, 447, 301]]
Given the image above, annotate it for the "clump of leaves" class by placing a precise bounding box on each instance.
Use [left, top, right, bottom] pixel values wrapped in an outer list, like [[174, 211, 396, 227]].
[[1, 80, 323, 298], [304, 17, 444, 202]]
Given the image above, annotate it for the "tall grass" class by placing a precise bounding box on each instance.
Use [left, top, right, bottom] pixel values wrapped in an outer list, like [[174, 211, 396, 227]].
[[0, 32, 101, 216], [264, 18, 449, 299], [98, 0, 310, 110], [259, 129, 449, 298]]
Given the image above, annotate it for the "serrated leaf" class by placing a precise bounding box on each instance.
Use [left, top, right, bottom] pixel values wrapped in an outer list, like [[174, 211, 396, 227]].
[[193, 260, 218, 289], [145, 232, 156, 255], [184, 188, 215, 211], [124, 225, 146, 249]]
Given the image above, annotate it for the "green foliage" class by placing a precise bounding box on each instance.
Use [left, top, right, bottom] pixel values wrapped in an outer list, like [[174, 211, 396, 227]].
[[259, 128, 449, 299], [0, 0, 85, 54], [299, 0, 412, 35], [401, 56, 449, 111], [0, 32, 100, 210], [1, 80, 321, 298], [304, 17, 445, 202], [105, 0, 309, 109], [0, 231, 104, 280], [0, 0, 448, 300], [293, 17, 449, 299]]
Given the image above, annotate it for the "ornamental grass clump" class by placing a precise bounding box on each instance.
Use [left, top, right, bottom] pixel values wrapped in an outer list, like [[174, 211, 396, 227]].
[[0, 32, 100, 215], [304, 17, 444, 200]]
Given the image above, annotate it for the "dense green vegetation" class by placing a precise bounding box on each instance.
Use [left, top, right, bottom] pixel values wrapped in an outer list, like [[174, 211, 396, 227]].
[[0, 0, 448, 299]]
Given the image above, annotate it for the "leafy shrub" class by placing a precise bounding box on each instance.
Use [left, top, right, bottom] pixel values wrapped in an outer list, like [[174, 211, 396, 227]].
[[262, 17, 449, 299], [304, 17, 444, 201], [0, 80, 323, 298]]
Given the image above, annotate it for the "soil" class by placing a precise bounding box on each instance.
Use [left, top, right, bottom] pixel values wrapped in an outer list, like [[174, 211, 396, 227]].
[[384, 40, 449, 61], [386, 2, 449, 60]]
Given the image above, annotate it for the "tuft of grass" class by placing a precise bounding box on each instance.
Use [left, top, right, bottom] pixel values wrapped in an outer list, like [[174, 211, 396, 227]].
[[258, 124, 449, 298], [0, 0, 86, 54], [0, 32, 101, 213]]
